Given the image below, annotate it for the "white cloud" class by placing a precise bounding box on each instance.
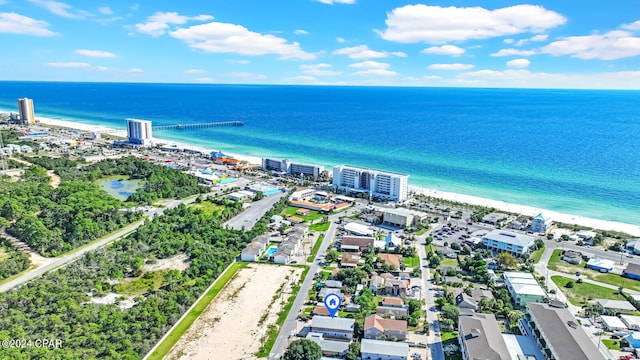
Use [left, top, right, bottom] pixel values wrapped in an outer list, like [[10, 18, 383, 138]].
[[378, 4, 566, 43], [28, 0, 84, 19], [622, 20, 640, 32], [421, 45, 465, 56], [314, 0, 355, 4], [333, 45, 406, 59], [348, 61, 390, 70], [336, 37, 345, 43], [506, 58, 530, 68], [44, 62, 92, 68], [503, 38, 514, 44], [75, 49, 116, 58], [169, 21, 315, 60], [490, 48, 537, 57], [225, 59, 250, 64], [300, 63, 342, 76], [135, 12, 213, 37], [95, 66, 110, 71], [428, 63, 474, 70], [128, 67, 144, 73], [184, 69, 206, 74], [353, 69, 397, 77], [228, 72, 267, 80], [294, 29, 308, 35], [98, 6, 113, 15], [541, 30, 640, 60], [0, 12, 58, 36], [423, 75, 443, 80], [515, 34, 548, 46]]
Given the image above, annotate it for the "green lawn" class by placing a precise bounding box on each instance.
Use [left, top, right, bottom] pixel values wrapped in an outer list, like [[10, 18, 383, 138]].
[[530, 246, 545, 263], [441, 331, 462, 360], [192, 200, 224, 216], [548, 249, 640, 292], [146, 262, 248, 360], [404, 254, 421, 268], [113, 271, 165, 296], [282, 207, 325, 221], [415, 228, 429, 236], [309, 222, 330, 232], [602, 338, 621, 350], [306, 235, 324, 262], [551, 275, 627, 306], [440, 257, 459, 267], [425, 244, 435, 255]]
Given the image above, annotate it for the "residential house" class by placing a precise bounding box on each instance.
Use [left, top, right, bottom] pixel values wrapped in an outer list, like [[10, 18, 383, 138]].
[[381, 297, 405, 308], [382, 207, 427, 229], [482, 230, 535, 256], [599, 315, 628, 332], [625, 332, 640, 349], [325, 280, 343, 288], [360, 339, 408, 360], [311, 315, 355, 340], [481, 212, 508, 226], [287, 216, 304, 224], [306, 332, 350, 358], [509, 216, 530, 231], [369, 275, 385, 294], [383, 233, 402, 250], [624, 262, 640, 280], [626, 239, 640, 255], [384, 278, 408, 297], [530, 213, 553, 234], [319, 288, 344, 300], [503, 272, 546, 306], [586, 258, 614, 272], [340, 253, 361, 268], [443, 276, 463, 285], [576, 230, 597, 240], [525, 302, 606, 360], [458, 313, 511, 360], [560, 250, 582, 265], [273, 243, 296, 264], [376, 306, 408, 318], [341, 236, 375, 251], [457, 293, 479, 312], [378, 253, 403, 269], [364, 315, 407, 340], [240, 242, 264, 262], [596, 299, 637, 315], [313, 305, 330, 316], [621, 315, 640, 331]]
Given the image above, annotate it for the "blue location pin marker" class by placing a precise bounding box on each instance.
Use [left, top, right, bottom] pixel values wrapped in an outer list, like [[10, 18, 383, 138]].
[[323, 293, 342, 318]]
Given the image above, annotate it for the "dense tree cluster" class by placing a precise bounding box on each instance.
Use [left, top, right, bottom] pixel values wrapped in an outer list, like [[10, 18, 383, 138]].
[[0, 204, 254, 359], [0, 237, 31, 281]]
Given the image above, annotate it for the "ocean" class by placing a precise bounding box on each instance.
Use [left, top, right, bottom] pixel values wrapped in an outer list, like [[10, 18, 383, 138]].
[[1, 81, 639, 225]]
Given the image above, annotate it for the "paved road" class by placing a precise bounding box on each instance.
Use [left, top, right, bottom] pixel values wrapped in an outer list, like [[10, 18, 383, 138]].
[[0, 194, 206, 293], [224, 191, 287, 231], [544, 239, 638, 266], [269, 221, 337, 359], [417, 234, 445, 360]]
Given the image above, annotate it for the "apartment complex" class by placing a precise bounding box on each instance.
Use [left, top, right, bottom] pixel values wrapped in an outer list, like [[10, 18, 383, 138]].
[[482, 230, 535, 256], [525, 303, 606, 360], [503, 272, 546, 306], [262, 158, 324, 179], [17, 98, 36, 125], [126, 118, 153, 145], [332, 165, 409, 202], [458, 313, 511, 360]]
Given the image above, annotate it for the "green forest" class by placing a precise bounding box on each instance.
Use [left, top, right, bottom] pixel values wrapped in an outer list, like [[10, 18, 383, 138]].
[[0, 237, 31, 281]]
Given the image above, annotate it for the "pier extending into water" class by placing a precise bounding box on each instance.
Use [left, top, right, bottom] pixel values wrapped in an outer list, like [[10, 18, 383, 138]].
[[153, 121, 244, 131]]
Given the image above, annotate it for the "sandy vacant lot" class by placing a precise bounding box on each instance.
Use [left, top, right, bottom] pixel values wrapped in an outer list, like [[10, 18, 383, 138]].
[[166, 263, 303, 360]]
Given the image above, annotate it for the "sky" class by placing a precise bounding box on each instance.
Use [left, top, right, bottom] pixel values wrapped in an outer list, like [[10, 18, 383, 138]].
[[1, 0, 639, 88]]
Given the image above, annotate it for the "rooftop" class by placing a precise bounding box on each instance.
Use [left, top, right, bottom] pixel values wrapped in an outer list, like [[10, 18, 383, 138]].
[[335, 164, 409, 177], [311, 316, 355, 332], [483, 230, 535, 247], [458, 313, 511, 360], [360, 339, 409, 357], [527, 303, 606, 360], [595, 299, 636, 311], [364, 315, 407, 332]]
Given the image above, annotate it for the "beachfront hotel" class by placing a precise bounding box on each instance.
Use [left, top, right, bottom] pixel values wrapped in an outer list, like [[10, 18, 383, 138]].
[[17, 98, 36, 125], [332, 165, 409, 202], [261, 157, 324, 180], [126, 118, 153, 145]]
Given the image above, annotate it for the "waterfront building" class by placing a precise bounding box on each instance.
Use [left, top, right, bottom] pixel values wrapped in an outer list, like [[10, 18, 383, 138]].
[[332, 165, 409, 202], [503, 272, 546, 306], [17, 98, 36, 125], [261, 158, 324, 179], [482, 230, 535, 256], [530, 213, 553, 233], [525, 302, 606, 360], [126, 118, 152, 145], [382, 207, 428, 228], [458, 313, 511, 360]]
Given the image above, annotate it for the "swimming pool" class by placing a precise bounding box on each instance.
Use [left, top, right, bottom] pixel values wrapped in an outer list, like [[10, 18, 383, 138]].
[[265, 245, 278, 256]]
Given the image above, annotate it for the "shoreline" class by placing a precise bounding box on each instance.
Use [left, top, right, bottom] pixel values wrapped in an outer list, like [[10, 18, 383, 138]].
[[7, 113, 640, 237]]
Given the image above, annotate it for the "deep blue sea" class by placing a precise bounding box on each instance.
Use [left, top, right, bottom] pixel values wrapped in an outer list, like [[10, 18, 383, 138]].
[[1, 81, 639, 225]]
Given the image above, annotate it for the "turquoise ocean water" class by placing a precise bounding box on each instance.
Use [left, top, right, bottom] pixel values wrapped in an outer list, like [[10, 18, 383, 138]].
[[1, 82, 639, 225]]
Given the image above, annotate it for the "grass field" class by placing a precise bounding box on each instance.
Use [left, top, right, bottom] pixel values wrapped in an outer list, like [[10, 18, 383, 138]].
[[415, 228, 429, 236], [282, 207, 325, 221], [404, 254, 421, 268], [147, 262, 248, 360], [602, 339, 621, 350], [309, 222, 330, 232], [114, 271, 165, 296], [530, 246, 545, 263], [551, 275, 627, 306], [548, 249, 640, 292], [440, 257, 459, 267], [192, 200, 224, 216], [441, 331, 462, 360]]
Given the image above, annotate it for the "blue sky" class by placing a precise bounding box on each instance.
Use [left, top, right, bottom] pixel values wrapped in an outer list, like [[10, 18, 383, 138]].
[[1, 0, 639, 88]]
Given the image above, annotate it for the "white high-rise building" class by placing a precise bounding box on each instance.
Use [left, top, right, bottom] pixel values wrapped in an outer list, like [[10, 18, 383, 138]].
[[332, 165, 409, 202], [17, 98, 36, 125], [126, 118, 153, 145]]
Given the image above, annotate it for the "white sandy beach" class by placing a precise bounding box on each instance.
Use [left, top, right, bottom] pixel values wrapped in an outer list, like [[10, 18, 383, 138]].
[[22, 114, 640, 237]]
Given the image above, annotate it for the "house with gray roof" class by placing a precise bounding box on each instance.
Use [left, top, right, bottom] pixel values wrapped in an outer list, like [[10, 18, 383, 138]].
[[311, 315, 355, 340], [361, 339, 408, 360], [458, 313, 511, 360], [482, 230, 535, 256], [306, 332, 350, 358], [526, 302, 606, 360]]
